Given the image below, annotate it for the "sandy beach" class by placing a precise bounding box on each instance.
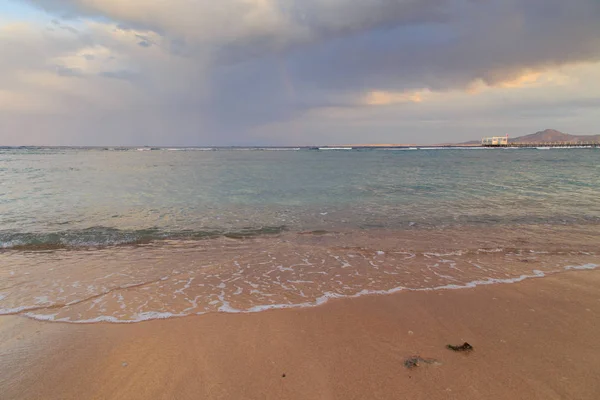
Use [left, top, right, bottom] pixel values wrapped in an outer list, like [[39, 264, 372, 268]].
[[2, 268, 599, 400]]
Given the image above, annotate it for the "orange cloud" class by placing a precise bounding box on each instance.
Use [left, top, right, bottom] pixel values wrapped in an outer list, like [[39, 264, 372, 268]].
[[467, 68, 573, 94], [364, 90, 427, 106]]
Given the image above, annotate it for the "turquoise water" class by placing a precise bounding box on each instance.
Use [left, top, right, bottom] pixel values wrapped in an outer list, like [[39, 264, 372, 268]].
[[1, 147, 599, 248]]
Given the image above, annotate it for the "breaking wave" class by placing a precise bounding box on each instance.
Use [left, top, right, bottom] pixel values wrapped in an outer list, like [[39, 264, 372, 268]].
[[0, 226, 288, 250]]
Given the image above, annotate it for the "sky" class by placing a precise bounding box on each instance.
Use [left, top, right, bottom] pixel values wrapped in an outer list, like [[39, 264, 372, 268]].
[[1, 0, 599, 146]]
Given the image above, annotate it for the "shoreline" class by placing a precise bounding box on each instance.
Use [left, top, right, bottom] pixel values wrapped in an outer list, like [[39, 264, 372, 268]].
[[3, 268, 600, 399], [8, 263, 598, 325], [3, 223, 599, 325]]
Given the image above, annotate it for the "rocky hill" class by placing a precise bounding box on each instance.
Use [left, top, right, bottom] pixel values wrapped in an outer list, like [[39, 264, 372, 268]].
[[461, 129, 600, 145], [511, 129, 600, 143]]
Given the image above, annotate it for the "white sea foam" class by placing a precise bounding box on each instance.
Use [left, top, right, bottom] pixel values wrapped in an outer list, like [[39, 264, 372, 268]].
[[217, 270, 555, 315], [426, 270, 546, 290], [23, 312, 59, 322], [34, 296, 51, 304], [24, 311, 191, 324], [0, 305, 42, 314], [7, 262, 599, 324], [477, 248, 504, 253], [134, 311, 186, 321], [564, 263, 598, 271], [424, 251, 464, 258]]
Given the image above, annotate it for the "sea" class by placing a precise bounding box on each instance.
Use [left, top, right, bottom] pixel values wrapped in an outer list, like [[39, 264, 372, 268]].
[[1, 146, 599, 323]]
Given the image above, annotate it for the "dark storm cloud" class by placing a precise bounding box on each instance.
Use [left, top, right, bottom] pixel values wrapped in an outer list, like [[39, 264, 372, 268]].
[[203, 0, 600, 131]]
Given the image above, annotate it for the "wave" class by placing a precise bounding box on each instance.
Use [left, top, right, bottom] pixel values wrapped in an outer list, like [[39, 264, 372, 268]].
[[0, 225, 288, 250], [12, 263, 599, 324]]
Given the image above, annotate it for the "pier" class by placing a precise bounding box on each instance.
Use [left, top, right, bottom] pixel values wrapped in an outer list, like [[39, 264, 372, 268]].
[[481, 135, 599, 148], [482, 142, 600, 148]]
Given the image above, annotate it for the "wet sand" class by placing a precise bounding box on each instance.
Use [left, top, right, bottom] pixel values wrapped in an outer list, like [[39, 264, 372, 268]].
[[2, 269, 600, 400]]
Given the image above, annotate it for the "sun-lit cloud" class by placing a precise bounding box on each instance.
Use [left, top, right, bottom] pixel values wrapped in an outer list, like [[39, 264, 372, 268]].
[[466, 69, 576, 94], [364, 90, 428, 106]]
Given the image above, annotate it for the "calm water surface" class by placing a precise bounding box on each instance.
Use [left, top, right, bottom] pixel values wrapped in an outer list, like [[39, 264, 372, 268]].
[[1, 147, 599, 246]]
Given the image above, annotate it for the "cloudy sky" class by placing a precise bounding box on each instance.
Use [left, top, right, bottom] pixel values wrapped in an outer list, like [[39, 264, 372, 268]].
[[1, 0, 599, 146]]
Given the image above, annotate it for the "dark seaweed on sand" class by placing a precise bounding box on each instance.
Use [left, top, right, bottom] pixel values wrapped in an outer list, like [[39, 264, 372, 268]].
[[446, 342, 473, 352]]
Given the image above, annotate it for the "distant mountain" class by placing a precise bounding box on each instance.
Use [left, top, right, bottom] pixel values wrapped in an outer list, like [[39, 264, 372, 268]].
[[460, 129, 600, 145], [509, 129, 600, 143]]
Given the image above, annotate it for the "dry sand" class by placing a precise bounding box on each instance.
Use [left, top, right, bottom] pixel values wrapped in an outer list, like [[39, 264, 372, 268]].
[[2, 269, 600, 400]]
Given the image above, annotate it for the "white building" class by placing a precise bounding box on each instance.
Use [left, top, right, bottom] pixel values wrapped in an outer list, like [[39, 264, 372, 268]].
[[481, 136, 508, 146]]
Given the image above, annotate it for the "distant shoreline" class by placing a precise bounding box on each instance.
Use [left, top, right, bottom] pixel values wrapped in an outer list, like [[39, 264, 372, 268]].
[[2, 144, 599, 150], [2, 129, 599, 149]]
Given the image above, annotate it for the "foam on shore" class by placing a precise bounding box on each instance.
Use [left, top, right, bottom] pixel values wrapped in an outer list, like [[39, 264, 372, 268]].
[[5, 257, 597, 324]]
